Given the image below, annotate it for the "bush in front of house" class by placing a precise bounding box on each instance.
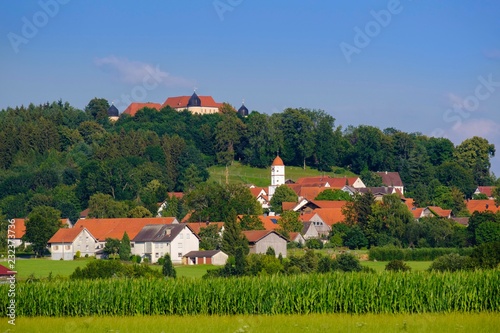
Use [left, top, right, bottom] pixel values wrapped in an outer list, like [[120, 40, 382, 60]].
[[70, 259, 162, 279]]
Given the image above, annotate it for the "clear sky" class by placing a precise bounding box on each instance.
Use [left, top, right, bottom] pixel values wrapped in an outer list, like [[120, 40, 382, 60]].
[[1, 0, 499, 175]]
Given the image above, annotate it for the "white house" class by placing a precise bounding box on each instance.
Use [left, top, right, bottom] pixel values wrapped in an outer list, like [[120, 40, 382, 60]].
[[132, 223, 199, 264], [48, 227, 97, 260]]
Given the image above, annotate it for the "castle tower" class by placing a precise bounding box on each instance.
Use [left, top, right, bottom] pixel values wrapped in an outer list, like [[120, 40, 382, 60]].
[[268, 155, 285, 199]]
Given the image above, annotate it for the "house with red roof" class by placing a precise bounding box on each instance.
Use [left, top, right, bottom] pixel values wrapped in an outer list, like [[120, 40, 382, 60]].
[[74, 217, 178, 254], [466, 200, 500, 214], [473, 186, 496, 199], [122, 102, 162, 116], [162, 92, 223, 115], [376, 171, 404, 194], [48, 227, 97, 260], [242, 230, 288, 257]]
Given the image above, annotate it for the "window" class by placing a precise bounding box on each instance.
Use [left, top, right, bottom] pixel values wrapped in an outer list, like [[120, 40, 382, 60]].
[[180, 233, 183, 239], [178, 252, 182, 257], [54, 245, 59, 250], [155, 243, 159, 248], [186, 233, 190, 239], [178, 243, 183, 248], [65, 245, 70, 250], [85, 245, 89, 250], [155, 253, 159, 258], [131, 243, 134, 248]]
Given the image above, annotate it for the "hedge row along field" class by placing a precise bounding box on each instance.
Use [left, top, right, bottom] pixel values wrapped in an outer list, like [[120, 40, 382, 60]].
[[2, 271, 498, 316], [368, 247, 475, 261]]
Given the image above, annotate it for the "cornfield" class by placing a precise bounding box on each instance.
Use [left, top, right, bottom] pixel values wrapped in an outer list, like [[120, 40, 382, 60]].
[[1, 271, 498, 316]]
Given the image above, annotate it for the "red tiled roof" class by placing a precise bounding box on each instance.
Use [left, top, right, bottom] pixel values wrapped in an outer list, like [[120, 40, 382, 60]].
[[162, 96, 222, 109], [475, 186, 495, 197], [48, 227, 93, 243], [242, 230, 287, 243], [310, 200, 348, 209], [12, 219, 26, 239], [427, 206, 452, 218], [168, 192, 184, 199], [466, 200, 500, 214], [410, 208, 424, 219], [74, 217, 176, 241], [122, 102, 162, 116], [312, 208, 345, 226], [187, 222, 224, 236], [289, 232, 302, 242], [295, 176, 360, 188], [299, 212, 316, 222], [376, 172, 404, 187], [299, 187, 327, 201], [80, 208, 90, 219], [258, 215, 281, 230], [250, 187, 267, 198], [271, 156, 284, 166], [181, 211, 193, 223], [282, 202, 297, 211], [12, 218, 67, 239]]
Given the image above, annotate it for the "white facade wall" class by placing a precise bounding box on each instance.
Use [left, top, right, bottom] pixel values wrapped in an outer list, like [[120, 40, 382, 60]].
[[50, 229, 96, 260], [250, 233, 287, 258]]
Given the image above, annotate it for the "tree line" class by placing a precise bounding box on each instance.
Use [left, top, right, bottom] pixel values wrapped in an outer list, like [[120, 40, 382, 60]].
[[0, 98, 498, 226]]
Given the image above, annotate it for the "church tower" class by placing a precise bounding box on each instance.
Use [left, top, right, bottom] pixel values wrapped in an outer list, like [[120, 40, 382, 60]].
[[268, 155, 285, 199]]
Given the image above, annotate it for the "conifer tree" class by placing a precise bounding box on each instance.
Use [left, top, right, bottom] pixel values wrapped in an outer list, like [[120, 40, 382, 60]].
[[162, 254, 176, 278], [119, 232, 131, 261]]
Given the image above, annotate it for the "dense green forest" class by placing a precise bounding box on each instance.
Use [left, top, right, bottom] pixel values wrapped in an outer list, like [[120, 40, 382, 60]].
[[0, 98, 497, 223]]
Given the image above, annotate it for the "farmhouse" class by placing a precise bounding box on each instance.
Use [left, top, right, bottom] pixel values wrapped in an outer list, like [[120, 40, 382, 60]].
[[183, 250, 228, 265], [48, 227, 97, 260], [132, 223, 199, 264], [376, 171, 404, 194], [242, 230, 288, 257], [74, 217, 178, 253]]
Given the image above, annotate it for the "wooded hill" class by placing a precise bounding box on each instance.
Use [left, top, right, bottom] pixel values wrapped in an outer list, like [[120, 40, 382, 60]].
[[0, 98, 497, 222]]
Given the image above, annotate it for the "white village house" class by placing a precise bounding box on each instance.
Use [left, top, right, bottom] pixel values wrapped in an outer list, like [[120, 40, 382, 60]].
[[132, 223, 199, 264], [48, 227, 97, 260]]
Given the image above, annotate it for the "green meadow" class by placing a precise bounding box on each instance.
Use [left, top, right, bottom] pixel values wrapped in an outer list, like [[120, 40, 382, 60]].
[[2, 313, 498, 333], [0, 259, 211, 280], [208, 161, 356, 187]]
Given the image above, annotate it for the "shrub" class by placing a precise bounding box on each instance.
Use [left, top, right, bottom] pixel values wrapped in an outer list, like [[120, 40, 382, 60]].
[[70, 260, 162, 279], [162, 254, 176, 278], [306, 238, 323, 249], [385, 260, 411, 272], [471, 241, 500, 269], [74, 251, 81, 259], [428, 253, 475, 272], [336, 253, 362, 272]]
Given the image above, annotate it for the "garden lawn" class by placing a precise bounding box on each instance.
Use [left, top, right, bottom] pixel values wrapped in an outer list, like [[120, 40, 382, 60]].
[[0, 259, 213, 280], [2, 313, 498, 333]]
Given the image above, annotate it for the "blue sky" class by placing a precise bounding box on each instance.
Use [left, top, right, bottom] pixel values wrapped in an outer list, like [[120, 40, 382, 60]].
[[1, 0, 499, 175]]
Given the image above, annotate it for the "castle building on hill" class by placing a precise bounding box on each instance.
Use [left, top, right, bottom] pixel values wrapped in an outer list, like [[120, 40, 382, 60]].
[[268, 155, 285, 200], [120, 91, 228, 117], [107, 104, 119, 121], [163, 92, 223, 115]]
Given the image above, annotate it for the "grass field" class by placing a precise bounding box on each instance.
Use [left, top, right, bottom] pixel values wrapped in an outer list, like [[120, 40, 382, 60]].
[[208, 161, 356, 187], [362, 261, 432, 272], [0, 259, 213, 280], [2, 313, 499, 333], [2, 257, 432, 280]]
